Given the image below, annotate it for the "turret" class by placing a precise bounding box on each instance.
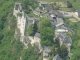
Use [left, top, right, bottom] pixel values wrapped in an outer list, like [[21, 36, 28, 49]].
[[13, 2, 22, 17]]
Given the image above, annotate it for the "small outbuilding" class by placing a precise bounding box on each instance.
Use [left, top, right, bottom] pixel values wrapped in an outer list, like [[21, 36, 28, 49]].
[[45, 5, 53, 12], [53, 54, 61, 60], [75, 10, 80, 18]]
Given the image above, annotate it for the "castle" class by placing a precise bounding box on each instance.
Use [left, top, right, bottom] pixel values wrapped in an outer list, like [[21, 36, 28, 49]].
[[13, 3, 40, 48], [13, 2, 27, 42]]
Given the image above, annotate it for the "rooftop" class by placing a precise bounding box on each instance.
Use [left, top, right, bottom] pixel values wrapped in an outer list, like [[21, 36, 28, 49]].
[[35, 7, 41, 12], [57, 12, 63, 18], [27, 17, 35, 21], [34, 32, 41, 38], [50, 14, 56, 18], [45, 13, 56, 21], [39, 1, 48, 7], [53, 54, 61, 60], [51, 21, 57, 27], [45, 5, 53, 12], [58, 32, 72, 44], [56, 18, 64, 24], [49, 10, 58, 15], [39, 1, 48, 5], [27, 17, 35, 26]]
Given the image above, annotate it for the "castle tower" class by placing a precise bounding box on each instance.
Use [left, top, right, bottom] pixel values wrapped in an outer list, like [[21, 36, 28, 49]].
[[13, 2, 27, 37], [20, 12, 27, 36], [13, 2, 22, 17]]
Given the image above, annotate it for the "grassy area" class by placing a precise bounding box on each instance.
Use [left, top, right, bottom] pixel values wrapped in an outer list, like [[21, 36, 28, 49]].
[[38, 0, 80, 10], [64, 17, 80, 32], [59, 7, 71, 11], [38, 0, 70, 2]]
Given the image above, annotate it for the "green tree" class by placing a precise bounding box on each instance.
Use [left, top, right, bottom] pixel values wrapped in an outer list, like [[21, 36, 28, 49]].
[[27, 22, 38, 36], [23, 0, 39, 13], [67, 1, 73, 8], [21, 45, 38, 60], [51, 44, 68, 59], [70, 49, 80, 60], [0, 33, 4, 40], [40, 18, 55, 46], [40, 18, 51, 29], [40, 27, 54, 46], [59, 44, 68, 59], [27, 24, 34, 36], [55, 37, 60, 46], [33, 22, 38, 33], [73, 0, 76, 2], [0, 0, 39, 60]]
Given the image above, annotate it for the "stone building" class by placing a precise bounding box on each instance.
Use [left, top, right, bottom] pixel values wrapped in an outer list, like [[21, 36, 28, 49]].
[[13, 2, 27, 42], [13, 2, 22, 17], [53, 54, 61, 60], [57, 32, 72, 56]]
